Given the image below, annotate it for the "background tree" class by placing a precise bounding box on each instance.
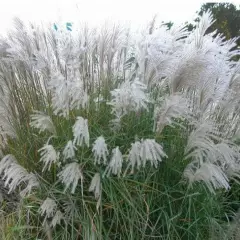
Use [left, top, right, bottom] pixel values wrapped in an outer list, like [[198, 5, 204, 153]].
[[198, 3, 240, 43], [168, 3, 240, 44]]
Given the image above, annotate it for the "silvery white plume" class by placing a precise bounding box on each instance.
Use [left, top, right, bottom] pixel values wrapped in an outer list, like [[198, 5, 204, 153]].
[[89, 172, 101, 211], [153, 94, 191, 133], [0, 154, 17, 175], [57, 162, 83, 194], [0, 155, 39, 196], [30, 111, 56, 134], [92, 136, 109, 165], [131, 80, 150, 110], [183, 119, 240, 192], [184, 161, 230, 194], [104, 147, 123, 177], [140, 139, 167, 168], [63, 140, 76, 161], [125, 139, 167, 174], [72, 117, 90, 147], [69, 79, 89, 110], [38, 144, 60, 172], [39, 197, 57, 221], [136, 22, 188, 86], [108, 78, 150, 124], [126, 140, 142, 174], [89, 173, 101, 200], [3, 162, 29, 193], [190, 10, 215, 49], [51, 210, 64, 228], [48, 72, 70, 117], [184, 120, 221, 164], [20, 173, 39, 197], [164, 11, 238, 106], [213, 142, 240, 169], [0, 94, 17, 140], [48, 70, 89, 116]]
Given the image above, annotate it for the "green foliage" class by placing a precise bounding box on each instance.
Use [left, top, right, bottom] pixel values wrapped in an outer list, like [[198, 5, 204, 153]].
[[198, 3, 240, 41], [0, 104, 233, 240]]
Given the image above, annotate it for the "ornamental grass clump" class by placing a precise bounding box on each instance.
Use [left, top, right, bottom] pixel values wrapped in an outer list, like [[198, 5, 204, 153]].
[[0, 12, 240, 239]]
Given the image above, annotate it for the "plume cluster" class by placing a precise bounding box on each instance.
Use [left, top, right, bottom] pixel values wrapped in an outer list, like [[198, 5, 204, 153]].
[[0, 10, 239, 238]]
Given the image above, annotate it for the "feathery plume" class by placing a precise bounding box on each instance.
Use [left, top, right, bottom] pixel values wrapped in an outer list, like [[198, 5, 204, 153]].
[[108, 79, 150, 124], [0, 155, 39, 196], [184, 120, 240, 192], [89, 173, 101, 200], [184, 161, 230, 194], [51, 210, 64, 228], [92, 136, 109, 165], [72, 117, 90, 147], [140, 139, 167, 168], [30, 111, 56, 134], [104, 147, 123, 177], [57, 162, 83, 194], [69, 80, 89, 110], [20, 173, 39, 197], [63, 140, 76, 161], [125, 139, 167, 174], [48, 72, 70, 117], [0, 154, 17, 175], [38, 144, 60, 172], [39, 197, 57, 220], [125, 141, 142, 174], [153, 94, 191, 133], [184, 120, 221, 164], [3, 162, 29, 193]]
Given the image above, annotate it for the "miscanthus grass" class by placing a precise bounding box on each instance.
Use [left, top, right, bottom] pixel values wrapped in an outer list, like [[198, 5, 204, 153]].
[[0, 12, 240, 239]]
